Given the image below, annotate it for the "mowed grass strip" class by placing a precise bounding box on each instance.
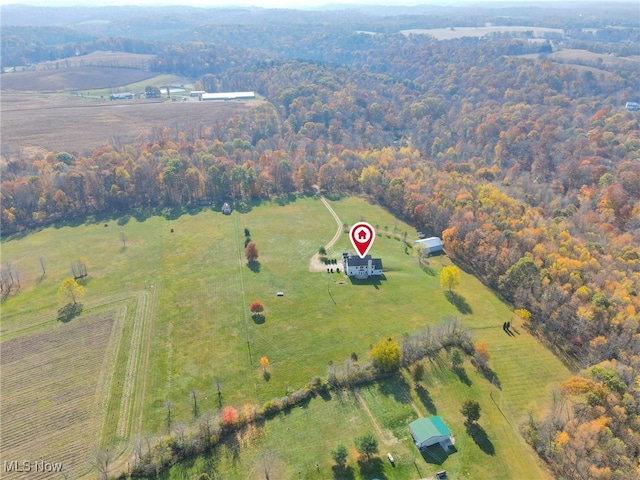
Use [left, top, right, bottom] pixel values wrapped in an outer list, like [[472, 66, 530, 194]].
[[0, 310, 120, 479]]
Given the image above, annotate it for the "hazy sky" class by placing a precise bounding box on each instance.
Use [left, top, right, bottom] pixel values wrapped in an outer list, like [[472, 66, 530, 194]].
[[0, 0, 457, 5], [2, 0, 629, 7]]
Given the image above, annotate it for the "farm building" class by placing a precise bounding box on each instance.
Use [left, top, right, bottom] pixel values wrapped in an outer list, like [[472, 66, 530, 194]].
[[342, 252, 383, 279], [190, 90, 206, 97], [200, 92, 255, 101], [197, 197, 213, 206], [413, 236, 444, 254], [222, 202, 231, 214], [110, 92, 133, 100], [409, 416, 455, 451]]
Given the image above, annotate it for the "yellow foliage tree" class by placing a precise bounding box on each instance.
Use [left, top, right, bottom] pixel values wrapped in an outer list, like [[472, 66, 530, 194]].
[[440, 265, 461, 291], [370, 337, 400, 372], [555, 430, 570, 448], [57, 278, 84, 306]]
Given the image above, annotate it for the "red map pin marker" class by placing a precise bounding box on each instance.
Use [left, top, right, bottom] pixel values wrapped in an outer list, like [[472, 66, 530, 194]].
[[350, 222, 376, 258]]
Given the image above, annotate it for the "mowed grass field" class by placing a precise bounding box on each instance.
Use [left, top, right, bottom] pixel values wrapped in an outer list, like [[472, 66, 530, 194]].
[[1, 196, 572, 479]]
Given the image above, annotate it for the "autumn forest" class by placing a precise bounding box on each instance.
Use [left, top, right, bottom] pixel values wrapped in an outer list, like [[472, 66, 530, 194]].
[[2, 2, 640, 478]]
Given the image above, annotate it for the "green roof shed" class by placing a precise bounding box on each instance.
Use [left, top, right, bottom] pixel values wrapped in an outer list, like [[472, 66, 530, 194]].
[[409, 416, 455, 450]]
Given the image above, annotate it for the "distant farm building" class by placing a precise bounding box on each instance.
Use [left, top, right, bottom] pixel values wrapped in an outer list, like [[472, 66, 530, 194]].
[[110, 92, 133, 100], [414, 236, 444, 255], [190, 90, 206, 97], [222, 202, 231, 215], [342, 252, 383, 279], [200, 92, 256, 101], [626, 102, 639, 111], [409, 416, 455, 451], [197, 197, 213, 206]]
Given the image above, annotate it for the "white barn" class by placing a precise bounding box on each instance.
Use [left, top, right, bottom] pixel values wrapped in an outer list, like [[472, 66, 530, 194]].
[[201, 92, 255, 101], [414, 236, 443, 254], [342, 253, 383, 279]]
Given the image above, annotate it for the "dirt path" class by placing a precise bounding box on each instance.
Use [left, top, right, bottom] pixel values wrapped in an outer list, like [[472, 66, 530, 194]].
[[309, 196, 344, 272], [354, 389, 399, 446]]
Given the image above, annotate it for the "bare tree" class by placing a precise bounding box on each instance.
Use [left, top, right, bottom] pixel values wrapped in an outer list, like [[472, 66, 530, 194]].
[[1, 262, 14, 297], [93, 448, 113, 480], [39, 256, 46, 276], [215, 377, 222, 408], [259, 448, 278, 480], [132, 435, 142, 465], [165, 399, 172, 433], [120, 232, 126, 249], [197, 412, 213, 450], [71, 258, 88, 279], [174, 423, 187, 448], [13, 265, 21, 290], [191, 389, 199, 419]]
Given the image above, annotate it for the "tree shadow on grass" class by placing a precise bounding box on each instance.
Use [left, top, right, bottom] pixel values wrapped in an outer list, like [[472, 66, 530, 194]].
[[377, 375, 411, 404], [357, 457, 387, 480], [474, 361, 502, 390], [275, 193, 298, 206], [415, 384, 437, 415], [444, 290, 473, 314], [252, 313, 265, 324], [332, 464, 356, 480], [57, 302, 83, 322], [419, 258, 436, 276], [222, 431, 241, 465], [466, 422, 495, 455], [318, 388, 332, 401], [247, 260, 261, 273], [117, 215, 131, 226], [452, 365, 472, 386]]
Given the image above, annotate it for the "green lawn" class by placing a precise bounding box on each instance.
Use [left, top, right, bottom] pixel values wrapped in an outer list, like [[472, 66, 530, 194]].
[[1, 196, 572, 479]]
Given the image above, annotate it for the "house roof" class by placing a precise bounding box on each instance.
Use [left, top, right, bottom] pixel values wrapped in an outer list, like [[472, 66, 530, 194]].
[[344, 254, 383, 269], [409, 416, 452, 443], [413, 237, 443, 249]]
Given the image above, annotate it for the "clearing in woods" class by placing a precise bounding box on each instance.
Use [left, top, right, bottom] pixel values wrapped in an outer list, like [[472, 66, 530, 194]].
[[1, 196, 572, 479]]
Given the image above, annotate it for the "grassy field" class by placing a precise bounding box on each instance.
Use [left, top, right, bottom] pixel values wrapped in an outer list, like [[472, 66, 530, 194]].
[[1, 196, 572, 479]]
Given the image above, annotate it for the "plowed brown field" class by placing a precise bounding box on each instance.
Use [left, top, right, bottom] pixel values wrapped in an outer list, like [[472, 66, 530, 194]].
[[0, 310, 121, 479], [1, 94, 254, 155]]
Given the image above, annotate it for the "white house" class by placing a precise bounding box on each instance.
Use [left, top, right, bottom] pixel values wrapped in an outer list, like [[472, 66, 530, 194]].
[[413, 236, 444, 255], [625, 102, 639, 111], [342, 253, 383, 279], [409, 416, 455, 451]]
